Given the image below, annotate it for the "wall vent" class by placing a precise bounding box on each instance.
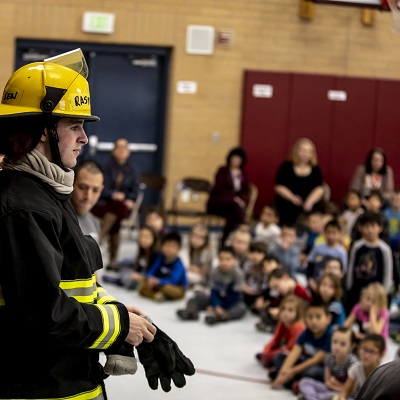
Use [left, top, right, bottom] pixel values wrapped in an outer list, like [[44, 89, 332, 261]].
[[186, 25, 215, 55]]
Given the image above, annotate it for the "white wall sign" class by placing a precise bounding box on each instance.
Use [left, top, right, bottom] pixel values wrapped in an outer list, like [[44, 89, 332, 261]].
[[82, 12, 115, 34], [327, 90, 347, 101], [177, 81, 198, 94], [252, 84, 273, 98]]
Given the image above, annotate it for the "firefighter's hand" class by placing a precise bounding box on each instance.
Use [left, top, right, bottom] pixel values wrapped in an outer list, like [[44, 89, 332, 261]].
[[125, 312, 156, 346]]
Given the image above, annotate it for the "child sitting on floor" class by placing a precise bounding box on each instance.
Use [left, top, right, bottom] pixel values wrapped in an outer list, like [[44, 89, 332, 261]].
[[180, 222, 212, 289], [344, 282, 389, 343], [253, 205, 281, 251], [271, 300, 333, 394], [256, 295, 306, 371], [298, 327, 358, 400], [270, 223, 301, 278], [340, 189, 364, 237], [176, 246, 246, 325], [116, 225, 159, 290], [229, 225, 252, 270], [335, 334, 385, 400], [306, 219, 348, 294], [254, 255, 283, 332], [316, 273, 346, 328], [242, 241, 267, 312], [139, 231, 187, 302]]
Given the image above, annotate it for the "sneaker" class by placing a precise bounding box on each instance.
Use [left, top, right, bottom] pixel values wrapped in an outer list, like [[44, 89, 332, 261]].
[[102, 275, 123, 286], [255, 321, 273, 333], [268, 367, 277, 380], [105, 264, 120, 272], [291, 381, 300, 395], [176, 309, 199, 321], [154, 292, 166, 303], [205, 315, 219, 325]]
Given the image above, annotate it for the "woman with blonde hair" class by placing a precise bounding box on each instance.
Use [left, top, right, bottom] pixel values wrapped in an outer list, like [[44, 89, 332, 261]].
[[274, 138, 325, 225]]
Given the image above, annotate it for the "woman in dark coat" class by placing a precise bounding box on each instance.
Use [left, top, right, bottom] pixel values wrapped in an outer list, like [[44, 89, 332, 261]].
[[207, 147, 250, 245]]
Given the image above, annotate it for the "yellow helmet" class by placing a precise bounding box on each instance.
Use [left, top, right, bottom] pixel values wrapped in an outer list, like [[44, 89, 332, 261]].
[[0, 49, 99, 121]]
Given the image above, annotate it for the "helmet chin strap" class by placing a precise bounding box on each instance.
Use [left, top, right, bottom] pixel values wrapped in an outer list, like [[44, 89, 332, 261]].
[[47, 124, 65, 170]]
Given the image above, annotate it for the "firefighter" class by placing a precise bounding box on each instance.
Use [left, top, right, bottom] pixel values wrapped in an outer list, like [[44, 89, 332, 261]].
[[0, 49, 193, 400]]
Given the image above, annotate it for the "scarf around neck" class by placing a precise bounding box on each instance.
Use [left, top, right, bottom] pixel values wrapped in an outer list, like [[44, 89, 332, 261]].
[[1, 149, 74, 194]]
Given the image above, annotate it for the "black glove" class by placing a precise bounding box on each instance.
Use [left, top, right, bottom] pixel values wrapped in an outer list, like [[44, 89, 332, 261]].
[[136, 325, 195, 392], [152, 326, 195, 388], [136, 341, 173, 392]]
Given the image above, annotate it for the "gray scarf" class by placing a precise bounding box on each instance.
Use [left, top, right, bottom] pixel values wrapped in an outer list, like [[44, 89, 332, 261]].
[[1, 149, 74, 194]]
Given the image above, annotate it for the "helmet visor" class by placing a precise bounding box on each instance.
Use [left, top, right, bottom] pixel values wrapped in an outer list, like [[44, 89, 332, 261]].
[[44, 48, 88, 80]]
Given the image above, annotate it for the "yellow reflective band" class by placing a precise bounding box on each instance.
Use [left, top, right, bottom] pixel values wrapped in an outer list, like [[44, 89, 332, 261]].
[[72, 293, 97, 303], [108, 304, 121, 345], [59, 275, 98, 304], [7, 384, 104, 399], [96, 286, 117, 304], [89, 304, 122, 350], [60, 275, 96, 289]]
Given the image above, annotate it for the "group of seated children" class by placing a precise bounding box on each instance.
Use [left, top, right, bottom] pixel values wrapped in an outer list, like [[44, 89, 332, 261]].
[[249, 196, 396, 399], [104, 208, 188, 301], [101, 192, 398, 398], [98, 186, 400, 400], [257, 276, 389, 398]]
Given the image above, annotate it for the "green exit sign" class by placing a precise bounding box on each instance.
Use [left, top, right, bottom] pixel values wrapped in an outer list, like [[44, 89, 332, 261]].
[[82, 12, 115, 34]]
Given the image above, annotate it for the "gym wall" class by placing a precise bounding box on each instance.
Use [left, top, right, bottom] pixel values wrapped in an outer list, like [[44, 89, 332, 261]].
[[0, 0, 398, 210]]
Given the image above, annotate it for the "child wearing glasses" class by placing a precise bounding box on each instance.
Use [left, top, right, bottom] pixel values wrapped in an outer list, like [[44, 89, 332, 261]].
[[335, 333, 385, 400]]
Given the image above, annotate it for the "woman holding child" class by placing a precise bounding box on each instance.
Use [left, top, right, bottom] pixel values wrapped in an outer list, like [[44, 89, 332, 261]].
[[274, 138, 325, 225]]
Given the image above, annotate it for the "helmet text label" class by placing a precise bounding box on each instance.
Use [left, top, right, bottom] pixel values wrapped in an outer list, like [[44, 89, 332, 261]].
[[74, 95, 90, 107]]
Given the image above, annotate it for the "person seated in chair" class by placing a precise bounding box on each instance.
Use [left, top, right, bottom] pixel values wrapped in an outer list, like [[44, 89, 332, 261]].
[[207, 147, 250, 246], [92, 137, 139, 269]]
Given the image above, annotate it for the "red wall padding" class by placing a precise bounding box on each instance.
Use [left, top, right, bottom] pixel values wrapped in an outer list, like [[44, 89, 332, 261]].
[[241, 70, 400, 217]]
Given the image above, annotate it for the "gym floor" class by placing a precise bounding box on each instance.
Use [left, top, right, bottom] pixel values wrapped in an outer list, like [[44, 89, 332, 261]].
[[98, 231, 397, 400]]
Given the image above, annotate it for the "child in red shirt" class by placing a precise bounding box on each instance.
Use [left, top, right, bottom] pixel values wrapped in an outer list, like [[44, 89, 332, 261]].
[[257, 295, 306, 370], [267, 268, 312, 305]]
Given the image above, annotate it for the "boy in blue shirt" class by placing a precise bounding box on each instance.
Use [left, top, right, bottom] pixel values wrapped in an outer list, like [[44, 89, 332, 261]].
[[271, 300, 332, 394], [307, 219, 348, 294], [139, 231, 187, 301]]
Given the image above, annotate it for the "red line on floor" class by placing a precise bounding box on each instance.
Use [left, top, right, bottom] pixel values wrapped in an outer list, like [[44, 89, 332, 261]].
[[196, 368, 269, 385]]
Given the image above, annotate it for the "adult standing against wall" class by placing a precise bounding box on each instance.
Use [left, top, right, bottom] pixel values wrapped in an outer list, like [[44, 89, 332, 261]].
[[0, 50, 157, 399], [92, 137, 139, 269], [274, 138, 325, 225], [350, 147, 394, 204], [207, 147, 250, 245]]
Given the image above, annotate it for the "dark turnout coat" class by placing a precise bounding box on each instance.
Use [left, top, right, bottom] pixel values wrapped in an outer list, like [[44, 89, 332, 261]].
[[0, 171, 129, 399]]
